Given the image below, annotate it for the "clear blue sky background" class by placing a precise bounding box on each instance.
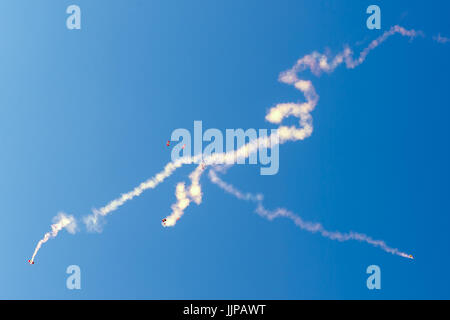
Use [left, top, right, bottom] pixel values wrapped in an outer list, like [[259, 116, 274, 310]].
[[0, 0, 449, 299]]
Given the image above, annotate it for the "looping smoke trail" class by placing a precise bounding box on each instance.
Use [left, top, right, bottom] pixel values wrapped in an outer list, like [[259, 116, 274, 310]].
[[163, 164, 205, 227], [29, 212, 77, 263], [31, 25, 421, 261], [280, 25, 422, 80], [160, 25, 422, 228], [208, 169, 413, 259]]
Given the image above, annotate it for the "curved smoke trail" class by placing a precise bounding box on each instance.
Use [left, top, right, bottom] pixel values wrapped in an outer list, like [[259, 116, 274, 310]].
[[208, 169, 413, 259], [30, 25, 423, 261], [162, 26, 422, 224], [30, 213, 77, 263]]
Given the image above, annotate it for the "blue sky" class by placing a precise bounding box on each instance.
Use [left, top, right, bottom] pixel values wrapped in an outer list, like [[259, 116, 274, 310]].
[[0, 0, 449, 299]]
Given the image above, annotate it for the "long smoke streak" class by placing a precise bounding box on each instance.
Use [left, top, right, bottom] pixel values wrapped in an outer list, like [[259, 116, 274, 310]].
[[208, 169, 412, 259], [31, 25, 422, 261]]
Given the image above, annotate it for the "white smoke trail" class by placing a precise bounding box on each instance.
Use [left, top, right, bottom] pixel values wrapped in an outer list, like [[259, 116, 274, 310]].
[[164, 182, 191, 227], [208, 169, 413, 259], [31, 25, 422, 261], [187, 164, 204, 205], [279, 25, 422, 81], [30, 212, 77, 263], [83, 156, 200, 231], [163, 164, 205, 227], [160, 25, 422, 227], [93, 24, 420, 240]]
